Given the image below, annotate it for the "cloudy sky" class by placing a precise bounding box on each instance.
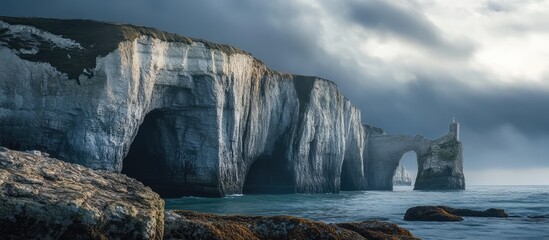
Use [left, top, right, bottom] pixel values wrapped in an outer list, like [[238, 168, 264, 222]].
[[2, 0, 549, 185]]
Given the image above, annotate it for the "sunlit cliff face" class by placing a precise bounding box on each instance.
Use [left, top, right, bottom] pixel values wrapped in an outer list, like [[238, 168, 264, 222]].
[[1, 0, 549, 184]]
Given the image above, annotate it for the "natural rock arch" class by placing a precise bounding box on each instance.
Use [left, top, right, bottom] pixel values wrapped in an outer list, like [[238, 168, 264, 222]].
[[365, 122, 465, 190]]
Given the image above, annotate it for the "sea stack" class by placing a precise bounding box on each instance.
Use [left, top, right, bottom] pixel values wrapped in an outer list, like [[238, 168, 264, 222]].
[[393, 163, 413, 186]]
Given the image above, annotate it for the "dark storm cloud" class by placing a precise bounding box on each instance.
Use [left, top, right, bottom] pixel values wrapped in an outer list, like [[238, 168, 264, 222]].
[[356, 77, 549, 139], [1, 0, 548, 173], [353, 76, 549, 170], [344, 0, 474, 58]]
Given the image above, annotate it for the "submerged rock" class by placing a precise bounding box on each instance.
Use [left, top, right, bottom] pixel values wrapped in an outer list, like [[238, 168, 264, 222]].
[[404, 206, 464, 222], [404, 206, 508, 222], [0, 147, 164, 239], [439, 206, 508, 218], [164, 210, 418, 240], [336, 221, 419, 240]]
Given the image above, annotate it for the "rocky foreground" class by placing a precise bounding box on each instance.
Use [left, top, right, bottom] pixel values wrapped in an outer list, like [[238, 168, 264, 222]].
[[164, 210, 418, 240], [0, 147, 417, 239], [0, 147, 165, 239]]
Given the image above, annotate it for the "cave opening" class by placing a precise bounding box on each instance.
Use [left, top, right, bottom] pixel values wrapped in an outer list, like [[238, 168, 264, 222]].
[[340, 158, 358, 191], [122, 109, 174, 197], [393, 151, 418, 189], [242, 155, 294, 194]]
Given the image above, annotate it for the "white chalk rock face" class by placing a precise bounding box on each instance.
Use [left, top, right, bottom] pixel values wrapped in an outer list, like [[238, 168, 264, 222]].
[[0, 17, 373, 197], [0, 16, 464, 196]]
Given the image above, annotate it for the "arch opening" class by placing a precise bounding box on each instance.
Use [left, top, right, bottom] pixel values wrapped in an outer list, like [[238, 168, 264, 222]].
[[242, 155, 294, 194], [393, 151, 418, 189]]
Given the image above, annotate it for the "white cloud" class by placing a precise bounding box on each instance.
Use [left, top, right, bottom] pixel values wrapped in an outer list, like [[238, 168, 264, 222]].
[[309, 0, 549, 88], [410, 0, 549, 86]]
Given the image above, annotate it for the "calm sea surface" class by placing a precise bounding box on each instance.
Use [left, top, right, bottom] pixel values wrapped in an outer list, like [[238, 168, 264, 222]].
[[165, 185, 549, 239]]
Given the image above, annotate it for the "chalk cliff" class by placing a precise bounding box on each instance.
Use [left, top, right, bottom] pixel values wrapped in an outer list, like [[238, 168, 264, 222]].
[[393, 163, 412, 186], [0, 16, 464, 197]]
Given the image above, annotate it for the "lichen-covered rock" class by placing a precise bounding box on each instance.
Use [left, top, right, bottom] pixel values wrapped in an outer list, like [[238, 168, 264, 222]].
[[336, 221, 419, 240], [404, 206, 508, 222], [0, 147, 164, 240], [164, 210, 417, 240], [438, 206, 508, 218], [404, 206, 464, 222], [164, 210, 362, 240]]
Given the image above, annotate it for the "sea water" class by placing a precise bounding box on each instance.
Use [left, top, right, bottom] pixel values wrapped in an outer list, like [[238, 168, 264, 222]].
[[165, 185, 549, 239]]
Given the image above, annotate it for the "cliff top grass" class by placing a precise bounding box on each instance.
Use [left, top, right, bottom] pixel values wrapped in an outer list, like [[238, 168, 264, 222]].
[[0, 16, 339, 93], [0, 16, 249, 81]]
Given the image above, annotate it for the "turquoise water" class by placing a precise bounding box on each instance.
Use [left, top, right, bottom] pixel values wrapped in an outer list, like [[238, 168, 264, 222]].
[[165, 185, 549, 239]]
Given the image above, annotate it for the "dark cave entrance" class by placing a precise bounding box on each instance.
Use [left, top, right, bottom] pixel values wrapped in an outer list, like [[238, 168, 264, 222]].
[[340, 159, 358, 191], [242, 155, 294, 194], [122, 109, 175, 197]]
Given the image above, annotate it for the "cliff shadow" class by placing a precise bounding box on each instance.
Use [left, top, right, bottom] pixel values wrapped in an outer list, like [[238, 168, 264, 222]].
[[122, 108, 222, 198], [122, 110, 171, 195], [242, 154, 294, 194], [340, 157, 363, 191]]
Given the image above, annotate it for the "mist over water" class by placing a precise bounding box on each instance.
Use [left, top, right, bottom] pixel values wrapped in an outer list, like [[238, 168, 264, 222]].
[[166, 185, 549, 240]]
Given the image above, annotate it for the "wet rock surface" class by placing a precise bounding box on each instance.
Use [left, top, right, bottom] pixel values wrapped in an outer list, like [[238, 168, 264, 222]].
[[404, 206, 508, 222], [404, 206, 464, 222], [439, 206, 508, 218], [164, 210, 417, 240], [0, 147, 164, 240], [336, 221, 419, 240]]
